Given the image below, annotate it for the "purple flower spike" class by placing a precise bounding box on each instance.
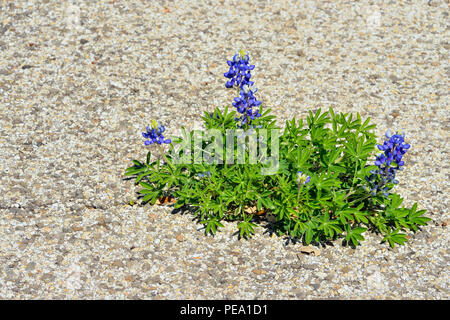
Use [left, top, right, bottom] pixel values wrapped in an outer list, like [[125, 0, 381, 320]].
[[225, 51, 263, 128], [142, 121, 171, 146], [365, 130, 410, 197]]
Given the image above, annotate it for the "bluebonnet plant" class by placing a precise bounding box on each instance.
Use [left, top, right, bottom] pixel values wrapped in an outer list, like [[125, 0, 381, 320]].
[[365, 130, 410, 196], [142, 120, 171, 145], [126, 51, 430, 249], [224, 50, 262, 128]]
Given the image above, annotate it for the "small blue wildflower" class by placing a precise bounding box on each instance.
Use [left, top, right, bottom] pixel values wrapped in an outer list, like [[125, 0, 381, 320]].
[[197, 171, 211, 178], [142, 120, 171, 145], [209, 112, 220, 119], [297, 171, 311, 185]]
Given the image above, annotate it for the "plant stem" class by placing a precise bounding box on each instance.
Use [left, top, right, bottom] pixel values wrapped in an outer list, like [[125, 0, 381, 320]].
[[157, 144, 174, 169], [344, 189, 355, 200], [348, 193, 371, 205], [345, 161, 360, 200], [297, 184, 304, 203], [352, 161, 358, 185]]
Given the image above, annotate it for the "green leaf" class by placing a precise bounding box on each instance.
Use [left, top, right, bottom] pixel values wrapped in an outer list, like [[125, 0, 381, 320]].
[[345, 226, 366, 247], [352, 227, 367, 234], [138, 189, 153, 194], [139, 181, 152, 189], [344, 143, 357, 157], [382, 229, 408, 248], [305, 227, 313, 244], [142, 192, 158, 203], [238, 218, 257, 239], [352, 210, 369, 224], [336, 209, 354, 224], [389, 194, 404, 209], [201, 218, 224, 236], [136, 171, 152, 183]]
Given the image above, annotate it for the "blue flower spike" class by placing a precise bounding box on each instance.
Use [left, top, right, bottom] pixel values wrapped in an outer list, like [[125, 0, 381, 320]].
[[224, 49, 255, 89], [224, 51, 262, 127], [142, 120, 172, 146], [365, 130, 410, 197]]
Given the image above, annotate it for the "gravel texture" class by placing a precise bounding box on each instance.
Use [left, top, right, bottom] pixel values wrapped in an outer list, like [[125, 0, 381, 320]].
[[0, 0, 448, 299]]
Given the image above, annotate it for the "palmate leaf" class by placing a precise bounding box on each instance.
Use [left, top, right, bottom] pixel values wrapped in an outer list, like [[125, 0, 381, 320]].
[[304, 227, 314, 244], [260, 196, 275, 210], [360, 116, 377, 132], [124, 165, 146, 176], [237, 218, 257, 239], [141, 191, 160, 204], [139, 181, 152, 189], [345, 225, 367, 247], [343, 142, 357, 158], [135, 170, 152, 183], [382, 228, 408, 248], [389, 194, 404, 209], [307, 108, 330, 129], [302, 220, 318, 244], [352, 210, 368, 224], [201, 217, 224, 236], [318, 214, 343, 238], [314, 173, 341, 191], [336, 209, 353, 224], [296, 147, 311, 168], [406, 203, 431, 231], [293, 220, 308, 234], [326, 147, 344, 165], [360, 140, 376, 157]]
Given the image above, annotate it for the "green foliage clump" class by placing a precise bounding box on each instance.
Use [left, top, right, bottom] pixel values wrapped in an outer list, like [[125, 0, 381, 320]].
[[125, 106, 430, 248]]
